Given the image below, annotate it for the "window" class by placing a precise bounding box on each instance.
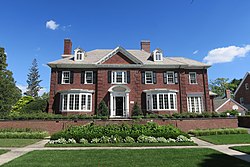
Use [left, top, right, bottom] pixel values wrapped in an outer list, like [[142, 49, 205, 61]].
[[240, 97, 244, 105], [167, 71, 174, 84], [146, 93, 177, 111], [245, 83, 249, 90], [74, 48, 84, 61], [60, 93, 92, 111], [153, 49, 163, 61], [76, 51, 82, 60], [187, 96, 203, 113], [62, 71, 70, 84], [112, 71, 127, 84], [189, 72, 197, 84], [145, 71, 153, 84], [85, 71, 93, 84]]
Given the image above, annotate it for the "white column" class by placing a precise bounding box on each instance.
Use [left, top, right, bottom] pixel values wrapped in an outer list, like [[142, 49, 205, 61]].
[[126, 93, 129, 117], [110, 93, 113, 117]]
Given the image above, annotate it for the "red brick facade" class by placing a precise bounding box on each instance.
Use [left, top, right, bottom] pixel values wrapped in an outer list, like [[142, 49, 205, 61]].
[[235, 73, 250, 107], [48, 40, 212, 117]]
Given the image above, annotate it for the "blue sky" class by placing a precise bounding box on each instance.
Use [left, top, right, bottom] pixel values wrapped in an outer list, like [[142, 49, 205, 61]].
[[1, 0, 250, 94]]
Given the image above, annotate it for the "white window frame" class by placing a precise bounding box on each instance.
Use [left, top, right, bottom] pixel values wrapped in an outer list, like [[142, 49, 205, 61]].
[[145, 71, 153, 84], [60, 93, 92, 112], [85, 71, 93, 84], [167, 71, 175, 84], [62, 71, 70, 84], [245, 83, 249, 90], [111, 71, 127, 84], [146, 93, 177, 111], [189, 72, 197, 84], [187, 96, 203, 113], [74, 49, 84, 61], [153, 50, 163, 61]]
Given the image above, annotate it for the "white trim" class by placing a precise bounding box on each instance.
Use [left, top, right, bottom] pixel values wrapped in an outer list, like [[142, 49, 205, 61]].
[[145, 71, 153, 84], [58, 89, 95, 94], [84, 71, 93, 84], [234, 72, 250, 96], [62, 71, 70, 84], [96, 46, 143, 64], [166, 71, 175, 84], [143, 88, 178, 93], [74, 48, 85, 61], [153, 49, 163, 61], [111, 71, 127, 84], [189, 72, 197, 84], [215, 98, 248, 111], [187, 96, 203, 113]]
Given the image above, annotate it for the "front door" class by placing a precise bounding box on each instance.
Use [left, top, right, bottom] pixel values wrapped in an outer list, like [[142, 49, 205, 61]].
[[115, 97, 124, 116]]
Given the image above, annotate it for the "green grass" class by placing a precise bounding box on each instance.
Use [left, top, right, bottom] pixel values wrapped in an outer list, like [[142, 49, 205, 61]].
[[0, 139, 41, 147], [46, 142, 197, 147], [198, 134, 250, 145], [0, 150, 9, 155], [2, 149, 250, 167], [230, 146, 250, 154]]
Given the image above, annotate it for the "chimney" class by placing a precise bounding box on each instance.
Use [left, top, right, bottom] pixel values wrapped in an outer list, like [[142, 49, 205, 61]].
[[64, 39, 72, 55], [141, 40, 150, 53], [225, 89, 231, 99]]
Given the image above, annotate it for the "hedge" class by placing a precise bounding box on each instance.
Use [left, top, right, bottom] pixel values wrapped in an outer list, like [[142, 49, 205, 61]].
[[0, 128, 48, 139], [188, 128, 248, 136], [51, 123, 188, 142]]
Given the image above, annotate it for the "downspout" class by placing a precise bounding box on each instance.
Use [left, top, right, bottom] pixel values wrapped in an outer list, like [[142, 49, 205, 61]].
[[178, 65, 182, 113], [202, 68, 208, 112]]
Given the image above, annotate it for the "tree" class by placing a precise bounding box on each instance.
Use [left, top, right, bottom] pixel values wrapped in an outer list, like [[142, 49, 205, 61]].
[[132, 102, 142, 116], [25, 59, 42, 97], [97, 100, 108, 116], [229, 78, 242, 94], [0, 47, 21, 112]]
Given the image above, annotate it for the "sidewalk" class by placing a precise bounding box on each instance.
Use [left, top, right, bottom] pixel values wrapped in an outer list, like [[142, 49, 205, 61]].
[[1, 138, 250, 166]]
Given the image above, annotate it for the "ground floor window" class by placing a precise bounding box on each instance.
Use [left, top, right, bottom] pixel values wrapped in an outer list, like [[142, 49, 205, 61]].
[[187, 96, 203, 113], [60, 93, 92, 111], [146, 93, 177, 111]]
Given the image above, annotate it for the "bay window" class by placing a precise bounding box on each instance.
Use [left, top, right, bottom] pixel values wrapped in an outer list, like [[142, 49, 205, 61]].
[[146, 93, 177, 111]]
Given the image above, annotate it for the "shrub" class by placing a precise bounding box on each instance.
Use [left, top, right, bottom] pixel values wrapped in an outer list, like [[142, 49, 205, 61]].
[[137, 135, 158, 143], [132, 102, 143, 116], [97, 100, 109, 116], [67, 138, 76, 144], [176, 135, 193, 142], [110, 135, 123, 143], [20, 98, 48, 113], [188, 128, 248, 136], [99, 136, 111, 143], [124, 136, 135, 143], [11, 96, 34, 113], [222, 110, 239, 116], [0, 131, 48, 139], [91, 138, 100, 143], [156, 137, 168, 143], [166, 138, 176, 143], [79, 138, 88, 144]]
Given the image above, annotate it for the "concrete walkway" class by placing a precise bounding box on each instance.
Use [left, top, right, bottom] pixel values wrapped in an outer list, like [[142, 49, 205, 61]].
[[1, 138, 250, 166]]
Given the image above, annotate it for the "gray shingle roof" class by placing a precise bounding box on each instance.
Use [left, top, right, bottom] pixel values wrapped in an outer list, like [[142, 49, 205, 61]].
[[48, 48, 210, 69]]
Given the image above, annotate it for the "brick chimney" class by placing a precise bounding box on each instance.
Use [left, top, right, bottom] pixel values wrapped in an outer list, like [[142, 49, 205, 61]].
[[141, 40, 150, 53], [64, 39, 72, 55], [225, 89, 231, 98]]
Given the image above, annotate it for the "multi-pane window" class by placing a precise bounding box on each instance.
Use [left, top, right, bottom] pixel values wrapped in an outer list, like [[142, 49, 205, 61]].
[[60, 93, 92, 111], [112, 71, 127, 84], [146, 93, 177, 111], [62, 71, 70, 84], [189, 72, 197, 84], [167, 71, 174, 84], [85, 71, 93, 84], [155, 51, 162, 61], [76, 51, 82, 60], [187, 96, 203, 113], [145, 71, 153, 84]]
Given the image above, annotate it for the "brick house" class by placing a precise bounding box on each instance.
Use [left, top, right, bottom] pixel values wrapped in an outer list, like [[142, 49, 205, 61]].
[[234, 72, 250, 111], [48, 39, 212, 117]]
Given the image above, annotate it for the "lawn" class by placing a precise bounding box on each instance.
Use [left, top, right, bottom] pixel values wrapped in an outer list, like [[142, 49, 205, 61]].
[[2, 149, 250, 167], [0, 150, 9, 155], [230, 146, 250, 154], [0, 139, 41, 147], [198, 134, 250, 145], [46, 142, 197, 147]]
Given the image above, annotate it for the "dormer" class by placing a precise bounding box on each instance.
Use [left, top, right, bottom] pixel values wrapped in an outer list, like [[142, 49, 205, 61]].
[[152, 49, 163, 61], [74, 48, 85, 61]]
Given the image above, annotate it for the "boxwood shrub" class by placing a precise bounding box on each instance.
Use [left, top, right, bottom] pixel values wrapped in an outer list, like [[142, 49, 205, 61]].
[[188, 128, 248, 136], [50, 122, 188, 142], [0, 128, 48, 139]]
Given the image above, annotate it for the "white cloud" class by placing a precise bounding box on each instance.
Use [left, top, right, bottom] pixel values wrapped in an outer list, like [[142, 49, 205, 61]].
[[193, 50, 199, 55], [61, 24, 72, 31], [203, 45, 250, 65], [46, 20, 59, 30], [17, 84, 47, 96]]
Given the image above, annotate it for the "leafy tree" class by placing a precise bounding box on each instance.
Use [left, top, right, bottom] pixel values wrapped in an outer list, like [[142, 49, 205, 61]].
[[25, 59, 42, 97], [97, 100, 109, 116], [229, 78, 242, 94], [11, 96, 34, 113], [132, 102, 143, 116], [0, 47, 21, 112]]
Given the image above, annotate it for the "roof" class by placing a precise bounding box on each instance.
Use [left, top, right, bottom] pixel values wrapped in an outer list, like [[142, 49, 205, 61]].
[[234, 72, 250, 96], [214, 98, 248, 111], [48, 46, 211, 69]]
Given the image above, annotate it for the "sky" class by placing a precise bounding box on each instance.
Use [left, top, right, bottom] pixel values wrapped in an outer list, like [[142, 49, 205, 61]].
[[1, 0, 250, 94]]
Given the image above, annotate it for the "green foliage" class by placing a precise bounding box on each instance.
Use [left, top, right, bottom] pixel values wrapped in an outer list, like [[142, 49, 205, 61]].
[[221, 110, 239, 116], [20, 98, 48, 113], [0, 47, 22, 113], [24, 58, 42, 97], [188, 128, 248, 136], [132, 102, 142, 116], [11, 96, 34, 113], [96, 100, 108, 116], [50, 123, 188, 142], [0, 129, 48, 139]]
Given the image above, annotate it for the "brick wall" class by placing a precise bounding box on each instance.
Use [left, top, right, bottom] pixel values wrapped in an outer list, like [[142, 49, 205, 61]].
[[238, 116, 250, 127], [0, 118, 237, 134], [216, 100, 246, 113], [235, 74, 250, 104]]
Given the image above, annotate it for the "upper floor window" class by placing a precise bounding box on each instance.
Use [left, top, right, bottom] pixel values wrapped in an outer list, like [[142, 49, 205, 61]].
[[153, 49, 163, 61], [85, 71, 93, 84], [189, 72, 197, 84], [62, 71, 70, 84], [240, 97, 244, 104], [74, 48, 84, 61], [145, 71, 153, 84], [167, 71, 174, 84], [112, 71, 127, 84], [245, 83, 249, 90]]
